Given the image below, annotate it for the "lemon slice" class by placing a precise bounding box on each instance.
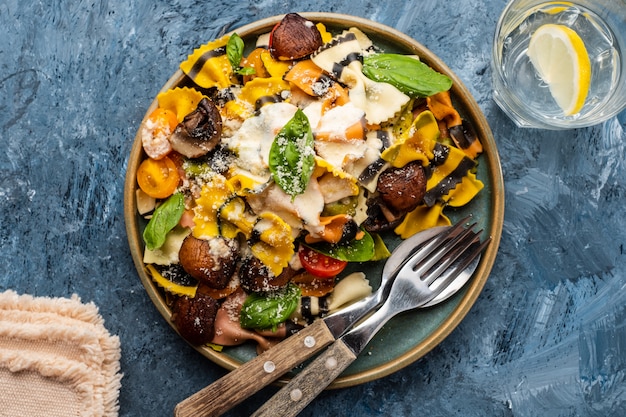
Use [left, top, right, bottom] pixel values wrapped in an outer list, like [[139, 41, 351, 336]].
[[527, 24, 591, 115]]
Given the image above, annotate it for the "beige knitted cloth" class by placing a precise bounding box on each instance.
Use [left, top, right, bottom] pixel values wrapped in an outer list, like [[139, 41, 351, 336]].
[[0, 290, 122, 417]]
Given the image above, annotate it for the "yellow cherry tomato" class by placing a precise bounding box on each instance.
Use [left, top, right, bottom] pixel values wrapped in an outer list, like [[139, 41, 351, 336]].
[[148, 107, 178, 135], [141, 108, 179, 160], [136, 156, 180, 199]]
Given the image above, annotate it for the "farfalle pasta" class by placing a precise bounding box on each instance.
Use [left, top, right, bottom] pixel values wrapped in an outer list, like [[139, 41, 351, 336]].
[[180, 36, 234, 89], [311, 28, 410, 125], [134, 13, 485, 350], [157, 87, 207, 122]]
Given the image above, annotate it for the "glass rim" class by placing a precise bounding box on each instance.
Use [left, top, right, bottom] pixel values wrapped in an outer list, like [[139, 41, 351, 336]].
[[491, 0, 626, 129]]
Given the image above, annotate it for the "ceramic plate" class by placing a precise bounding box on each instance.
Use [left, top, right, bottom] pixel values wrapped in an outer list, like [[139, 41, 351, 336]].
[[124, 12, 504, 388]]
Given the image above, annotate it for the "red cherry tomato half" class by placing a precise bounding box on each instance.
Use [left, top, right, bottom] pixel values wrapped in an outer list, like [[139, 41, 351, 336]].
[[298, 246, 347, 279]]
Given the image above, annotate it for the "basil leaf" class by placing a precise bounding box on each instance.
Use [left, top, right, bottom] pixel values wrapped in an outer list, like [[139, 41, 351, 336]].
[[227, 33, 256, 76], [240, 284, 301, 331], [269, 109, 315, 198], [311, 229, 376, 262], [143, 193, 185, 251], [227, 33, 245, 70], [362, 53, 453, 97], [235, 66, 256, 76]]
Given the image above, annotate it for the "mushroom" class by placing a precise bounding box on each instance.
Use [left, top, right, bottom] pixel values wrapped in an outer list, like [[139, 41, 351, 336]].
[[238, 256, 296, 293], [363, 162, 427, 232], [362, 199, 405, 233], [269, 13, 323, 61], [376, 161, 426, 213], [169, 98, 223, 158], [178, 235, 239, 289], [171, 292, 219, 345]]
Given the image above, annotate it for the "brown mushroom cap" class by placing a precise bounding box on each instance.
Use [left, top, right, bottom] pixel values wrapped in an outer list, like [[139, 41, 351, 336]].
[[363, 162, 427, 233], [178, 235, 238, 289], [269, 13, 323, 61], [376, 162, 427, 213], [171, 293, 219, 345], [239, 256, 296, 293]]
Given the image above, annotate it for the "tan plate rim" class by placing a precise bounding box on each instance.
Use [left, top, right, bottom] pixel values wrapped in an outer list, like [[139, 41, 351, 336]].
[[123, 12, 505, 389]]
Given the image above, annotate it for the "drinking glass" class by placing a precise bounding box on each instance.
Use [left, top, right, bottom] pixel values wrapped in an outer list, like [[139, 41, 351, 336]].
[[492, 0, 626, 129]]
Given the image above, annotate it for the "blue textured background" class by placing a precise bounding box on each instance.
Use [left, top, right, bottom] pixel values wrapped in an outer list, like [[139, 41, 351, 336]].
[[2, 1, 626, 416]]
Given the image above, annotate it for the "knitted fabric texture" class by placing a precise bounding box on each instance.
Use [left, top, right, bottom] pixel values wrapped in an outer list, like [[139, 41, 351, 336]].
[[0, 290, 122, 417]]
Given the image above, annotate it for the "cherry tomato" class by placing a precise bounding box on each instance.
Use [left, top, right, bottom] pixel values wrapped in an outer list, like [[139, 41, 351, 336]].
[[142, 108, 178, 160], [298, 246, 347, 279], [136, 156, 180, 199], [148, 107, 178, 135]]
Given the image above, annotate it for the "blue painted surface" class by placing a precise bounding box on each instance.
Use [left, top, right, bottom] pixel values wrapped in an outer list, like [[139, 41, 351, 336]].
[[2, 1, 626, 416]]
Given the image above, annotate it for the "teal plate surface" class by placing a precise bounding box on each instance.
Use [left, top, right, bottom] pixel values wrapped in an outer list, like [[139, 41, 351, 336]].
[[124, 13, 504, 388]]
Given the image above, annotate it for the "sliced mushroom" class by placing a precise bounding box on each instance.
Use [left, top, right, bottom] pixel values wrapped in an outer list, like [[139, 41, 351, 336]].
[[362, 199, 405, 233], [169, 98, 223, 158]]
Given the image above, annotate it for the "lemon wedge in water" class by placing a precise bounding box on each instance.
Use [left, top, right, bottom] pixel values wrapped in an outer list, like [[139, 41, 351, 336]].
[[527, 24, 591, 115]]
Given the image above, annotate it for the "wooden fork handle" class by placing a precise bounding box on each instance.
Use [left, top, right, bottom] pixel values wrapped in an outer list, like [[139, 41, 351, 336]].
[[174, 319, 336, 417], [251, 338, 357, 417]]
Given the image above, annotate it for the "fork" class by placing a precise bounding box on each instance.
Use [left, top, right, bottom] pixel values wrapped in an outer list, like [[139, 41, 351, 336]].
[[250, 223, 490, 417], [174, 218, 488, 417]]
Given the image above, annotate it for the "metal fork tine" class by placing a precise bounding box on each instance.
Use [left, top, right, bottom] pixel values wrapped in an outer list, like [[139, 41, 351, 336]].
[[419, 226, 481, 286], [400, 216, 472, 268], [411, 222, 478, 280], [423, 234, 492, 299], [381, 216, 472, 289]]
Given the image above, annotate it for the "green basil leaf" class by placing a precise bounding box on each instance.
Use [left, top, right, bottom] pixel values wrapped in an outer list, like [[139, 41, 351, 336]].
[[269, 109, 315, 198], [240, 284, 301, 331], [143, 193, 185, 251], [235, 66, 256, 76], [227, 33, 245, 70], [227, 33, 256, 76], [362, 53, 453, 98], [310, 229, 376, 262]]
